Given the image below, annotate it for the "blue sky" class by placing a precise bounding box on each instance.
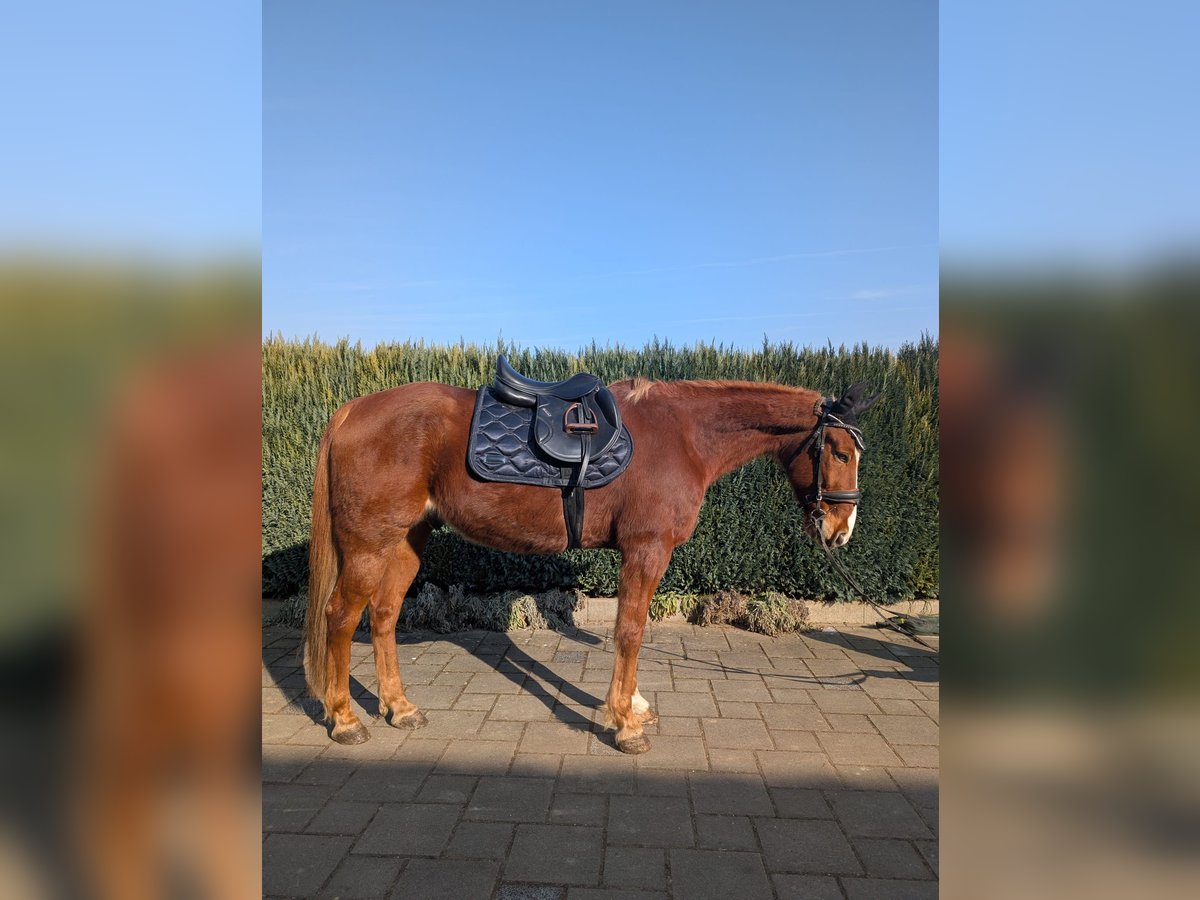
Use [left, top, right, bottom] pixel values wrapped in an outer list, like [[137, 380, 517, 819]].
[[941, 1, 1200, 269], [264, 2, 937, 350], [0, 2, 260, 255]]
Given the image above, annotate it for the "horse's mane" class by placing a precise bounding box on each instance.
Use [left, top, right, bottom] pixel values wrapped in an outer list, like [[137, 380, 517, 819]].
[[615, 377, 811, 406]]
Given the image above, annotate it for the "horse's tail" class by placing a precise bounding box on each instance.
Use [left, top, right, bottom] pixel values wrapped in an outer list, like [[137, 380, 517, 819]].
[[303, 405, 350, 717]]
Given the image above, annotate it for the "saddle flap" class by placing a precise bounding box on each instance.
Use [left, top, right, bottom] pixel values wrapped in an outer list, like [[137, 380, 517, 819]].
[[532, 391, 621, 463]]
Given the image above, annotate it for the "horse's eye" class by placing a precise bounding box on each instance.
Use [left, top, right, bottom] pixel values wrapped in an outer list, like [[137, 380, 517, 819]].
[[833, 450, 849, 463]]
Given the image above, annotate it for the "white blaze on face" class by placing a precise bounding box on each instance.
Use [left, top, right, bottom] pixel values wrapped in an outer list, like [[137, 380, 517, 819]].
[[844, 448, 860, 540]]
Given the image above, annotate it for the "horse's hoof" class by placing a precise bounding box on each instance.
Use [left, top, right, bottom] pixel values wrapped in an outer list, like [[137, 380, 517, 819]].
[[638, 709, 659, 727], [393, 709, 428, 729], [330, 721, 370, 745], [617, 733, 652, 755]]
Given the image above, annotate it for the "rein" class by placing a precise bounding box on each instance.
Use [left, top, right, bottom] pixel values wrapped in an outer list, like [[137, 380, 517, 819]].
[[805, 401, 938, 651]]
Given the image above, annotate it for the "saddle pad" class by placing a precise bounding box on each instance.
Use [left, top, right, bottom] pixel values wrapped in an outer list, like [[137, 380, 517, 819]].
[[467, 387, 634, 489]]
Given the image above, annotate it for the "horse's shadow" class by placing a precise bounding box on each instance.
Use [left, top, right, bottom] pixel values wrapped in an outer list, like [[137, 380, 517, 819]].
[[261, 610, 937, 748]]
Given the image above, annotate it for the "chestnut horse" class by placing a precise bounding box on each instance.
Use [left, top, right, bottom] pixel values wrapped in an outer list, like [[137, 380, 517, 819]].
[[303, 376, 878, 753]]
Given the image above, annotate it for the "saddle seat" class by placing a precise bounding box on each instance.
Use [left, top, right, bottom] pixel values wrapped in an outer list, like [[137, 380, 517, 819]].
[[493, 357, 603, 405], [467, 356, 634, 550], [492, 357, 623, 464]]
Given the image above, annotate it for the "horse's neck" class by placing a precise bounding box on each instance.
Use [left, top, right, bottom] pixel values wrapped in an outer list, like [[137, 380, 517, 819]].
[[676, 383, 821, 485]]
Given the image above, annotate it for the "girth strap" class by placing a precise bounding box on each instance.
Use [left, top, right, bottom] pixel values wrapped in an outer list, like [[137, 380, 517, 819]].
[[561, 430, 592, 549]]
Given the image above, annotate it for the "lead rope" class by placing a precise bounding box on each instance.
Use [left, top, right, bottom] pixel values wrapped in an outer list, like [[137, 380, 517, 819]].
[[810, 509, 938, 652]]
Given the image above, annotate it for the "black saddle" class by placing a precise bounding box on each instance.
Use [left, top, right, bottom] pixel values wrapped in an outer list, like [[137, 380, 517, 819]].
[[467, 357, 633, 549]]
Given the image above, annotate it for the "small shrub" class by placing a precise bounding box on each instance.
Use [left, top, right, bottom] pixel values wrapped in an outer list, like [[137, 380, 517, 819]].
[[693, 589, 809, 636], [649, 590, 699, 621]]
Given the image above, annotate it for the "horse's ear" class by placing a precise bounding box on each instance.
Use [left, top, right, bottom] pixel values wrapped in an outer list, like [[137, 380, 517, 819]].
[[830, 381, 867, 415], [852, 391, 881, 416]]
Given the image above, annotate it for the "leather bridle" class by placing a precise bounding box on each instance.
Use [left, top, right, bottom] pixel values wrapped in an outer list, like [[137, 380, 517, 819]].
[[801, 400, 866, 527]]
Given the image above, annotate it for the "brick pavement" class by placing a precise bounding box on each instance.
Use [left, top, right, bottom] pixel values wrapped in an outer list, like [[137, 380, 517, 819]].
[[263, 622, 938, 898]]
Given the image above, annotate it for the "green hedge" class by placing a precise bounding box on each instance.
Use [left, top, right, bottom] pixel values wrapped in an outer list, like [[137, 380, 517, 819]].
[[263, 337, 938, 601]]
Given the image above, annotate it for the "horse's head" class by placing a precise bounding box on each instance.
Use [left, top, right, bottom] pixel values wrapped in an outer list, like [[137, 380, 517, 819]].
[[783, 382, 879, 548]]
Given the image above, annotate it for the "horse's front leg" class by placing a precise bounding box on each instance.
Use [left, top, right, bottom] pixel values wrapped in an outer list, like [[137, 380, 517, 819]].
[[604, 540, 672, 754]]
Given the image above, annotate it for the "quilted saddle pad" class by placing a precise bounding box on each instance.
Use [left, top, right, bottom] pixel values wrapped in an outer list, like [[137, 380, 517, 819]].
[[466, 387, 634, 489]]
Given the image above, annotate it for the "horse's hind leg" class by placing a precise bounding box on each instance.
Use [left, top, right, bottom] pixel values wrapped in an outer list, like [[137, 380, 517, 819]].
[[325, 552, 388, 744], [370, 523, 431, 728], [604, 541, 672, 754]]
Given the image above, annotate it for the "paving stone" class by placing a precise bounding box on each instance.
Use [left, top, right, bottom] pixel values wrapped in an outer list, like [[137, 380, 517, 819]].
[[689, 772, 773, 816], [760, 703, 831, 731], [408, 685, 467, 710], [262, 714, 305, 744], [465, 673, 528, 693], [755, 751, 838, 786], [695, 814, 758, 851], [263, 782, 335, 832], [521, 722, 592, 755], [607, 795, 693, 848], [559, 755, 637, 794], [769, 730, 821, 752], [635, 768, 690, 798], [492, 694, 557, 721], [854, 838, 934, 878], [333, 761, 432, 802], [914, 839, 938, 876], [755, 818, 862, 874], [700, 718, 774, 750], [505, 824, 604, 885], [811, 691, 880, 714], [262, 833, 351, 897], [841, 877, 938, 899], [322, 854, 403, 898], [603, 845, 665, 890], [668, 849, 773, 900], [353, 803, 461, 856], [711, 680, 773, 702], [772, 873, 844, 900], [828, 791, 932, 838], [416, 774, 478, 804], [436, 739, 518, 775], [657, 716, 701, 736], [768, 687, 817, 704], [831, 766, 895, 794], [827, 713, 876, 733], [860, 678, 924, 700], [816, 732, 902, 767], [304, 799, 379, 835], [874, 698, 923, 715], [631, 735, 708, 770], [888, 768, 938, 809], [444, 821, 513, 859], [869, 715, 938, 746], [390, 858, 499, 900], [466, 776, 554, 823], [655, 692, 718, 717], [479, 719, 529, 741], [455, 692, 500, 711], [262, 624, 937, 897], [706, 748, 760, 772], [511, 752, 565, 778], [261, 743, 323, 783], [769, 787, 833, 819], [550, 791, 607, 826], [895, 745, 939, 768]]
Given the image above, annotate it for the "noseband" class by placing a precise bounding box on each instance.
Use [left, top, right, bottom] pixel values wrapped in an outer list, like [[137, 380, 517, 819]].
[[802, 400, 866, 526]]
